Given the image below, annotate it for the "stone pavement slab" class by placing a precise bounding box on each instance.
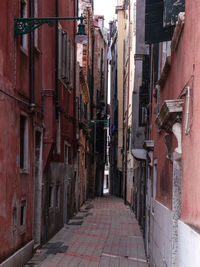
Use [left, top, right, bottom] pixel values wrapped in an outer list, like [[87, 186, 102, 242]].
[[25, 195, 148, 267]]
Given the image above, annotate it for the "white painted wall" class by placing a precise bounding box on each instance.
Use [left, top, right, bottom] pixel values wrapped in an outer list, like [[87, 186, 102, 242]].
[[149, 200, 172, 267], [177, 220, 200, 267]]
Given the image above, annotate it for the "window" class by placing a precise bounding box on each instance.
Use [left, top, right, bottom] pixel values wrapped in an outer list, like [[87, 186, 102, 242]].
[[98, 53, 101, 72], [101, 49, 104, 72], [55, 185, 60, 208], [84, 103, 88, 120], [67, 39, 71, 81], [61, 32, 68, 79], [48, 185, 54, 208], [12, 207, 17, 227], [20, 114, 28, 171], [70, 46, 74, 87], [145, 0, 174, 44], [80, 94, 83, 120], [58, 28, 73, 87], [97, 90, 101, 104], [20, 200, 26, 226], [20, 0, 28, 50], [163, 0, 185, 27], [56, 112, 61, 155], [64, 143, 71, 164]]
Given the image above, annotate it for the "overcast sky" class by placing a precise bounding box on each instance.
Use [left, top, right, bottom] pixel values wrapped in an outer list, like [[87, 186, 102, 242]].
[[94, 0, 117, 28]]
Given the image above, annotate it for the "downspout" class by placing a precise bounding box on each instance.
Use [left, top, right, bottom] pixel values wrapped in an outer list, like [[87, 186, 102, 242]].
[[29, 0, 35, 108], [179, 85, 192, 135], [184, 86, 191, 135], [91, 38, 94, 119], [73, 0, 77, 164], [124, 0, 131, 204], [55, 0, 59, 120]]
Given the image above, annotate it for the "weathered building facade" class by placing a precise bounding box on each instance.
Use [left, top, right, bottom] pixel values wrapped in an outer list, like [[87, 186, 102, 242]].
[[93, 15, 108, 196], [77, 1, 108, 200], [110, 0, 200, 266], [76, 0, 94, 205], [109, 0, 126, 197], [128, 0, 200, 266], [146, 0, 200, 266], [0, 0, 78, 265], [109, 19, 119, 196], [0, 0, 109, 266]]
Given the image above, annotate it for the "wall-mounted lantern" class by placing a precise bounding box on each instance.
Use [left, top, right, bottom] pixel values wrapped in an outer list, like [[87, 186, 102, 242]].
[[14, 15, 88, 44]]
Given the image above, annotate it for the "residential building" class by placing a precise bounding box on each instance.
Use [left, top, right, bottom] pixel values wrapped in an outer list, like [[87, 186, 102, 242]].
[[109, 19, 119, 195], [128, 0, 200, 266], [76, 1, 108, 200], [93, 15, 108, 196], [0, 0, 87, 265], [109, 0, 126, 197], [122, 0, 136, 206], [76, 0, 94, 205]]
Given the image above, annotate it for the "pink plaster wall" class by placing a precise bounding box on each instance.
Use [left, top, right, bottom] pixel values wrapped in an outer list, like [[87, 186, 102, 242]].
[[180, 0, 200, 227], [154, 0, 200, 227], [0, 0, 77, 261]]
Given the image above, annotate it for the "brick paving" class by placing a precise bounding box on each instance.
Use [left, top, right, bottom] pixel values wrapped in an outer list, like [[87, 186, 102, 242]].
[[25, 195, 148, 267]]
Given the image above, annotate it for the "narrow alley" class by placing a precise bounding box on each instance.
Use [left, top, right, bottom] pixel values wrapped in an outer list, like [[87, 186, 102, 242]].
[[25, 195, 148, 267], [2, 0, 200, 266]]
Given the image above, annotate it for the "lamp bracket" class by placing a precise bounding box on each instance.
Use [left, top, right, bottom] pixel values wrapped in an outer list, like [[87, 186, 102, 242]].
[[14, 16, 84, 36]]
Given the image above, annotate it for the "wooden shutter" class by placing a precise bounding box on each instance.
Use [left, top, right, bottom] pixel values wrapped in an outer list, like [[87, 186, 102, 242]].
[[58, 28, 62, 78], [61, 32, 67, 79], [70, 46, 74, 87], [163, 0, 185, 27], [66, 39, 71, 83], [145, 0, 174, 44]]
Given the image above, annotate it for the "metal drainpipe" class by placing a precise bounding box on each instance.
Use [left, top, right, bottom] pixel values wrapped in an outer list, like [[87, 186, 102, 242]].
[[91, 38, 94, 119], [185, 86, 191, 135], [179, 85, 192, 135], [29, 0, 35, 108], [73, 0, 77, 160], [55, 0, 59, 120], [124, 0, 131, 204]]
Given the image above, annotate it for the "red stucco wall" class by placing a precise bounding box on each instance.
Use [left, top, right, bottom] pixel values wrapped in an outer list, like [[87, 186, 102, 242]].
[[153, 0, 200, 227]]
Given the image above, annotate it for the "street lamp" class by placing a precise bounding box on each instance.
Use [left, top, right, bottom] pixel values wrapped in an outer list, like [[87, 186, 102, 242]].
[[14, 15, 88, 44], [75, 16, 88, 44]]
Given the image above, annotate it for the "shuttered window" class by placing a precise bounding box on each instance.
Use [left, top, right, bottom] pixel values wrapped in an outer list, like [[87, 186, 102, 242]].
[[58, 28, 73, 88], [145, 0, 174, 44], [163, 0, 185, 27], [145, 0, 185, 44]]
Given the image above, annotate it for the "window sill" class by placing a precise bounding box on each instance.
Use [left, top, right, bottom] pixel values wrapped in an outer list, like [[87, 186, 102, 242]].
[[20, 168, 29, 175]]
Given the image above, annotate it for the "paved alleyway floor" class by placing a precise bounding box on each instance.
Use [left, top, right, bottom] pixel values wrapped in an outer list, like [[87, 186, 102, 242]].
[[26, 195, 148, 267]]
